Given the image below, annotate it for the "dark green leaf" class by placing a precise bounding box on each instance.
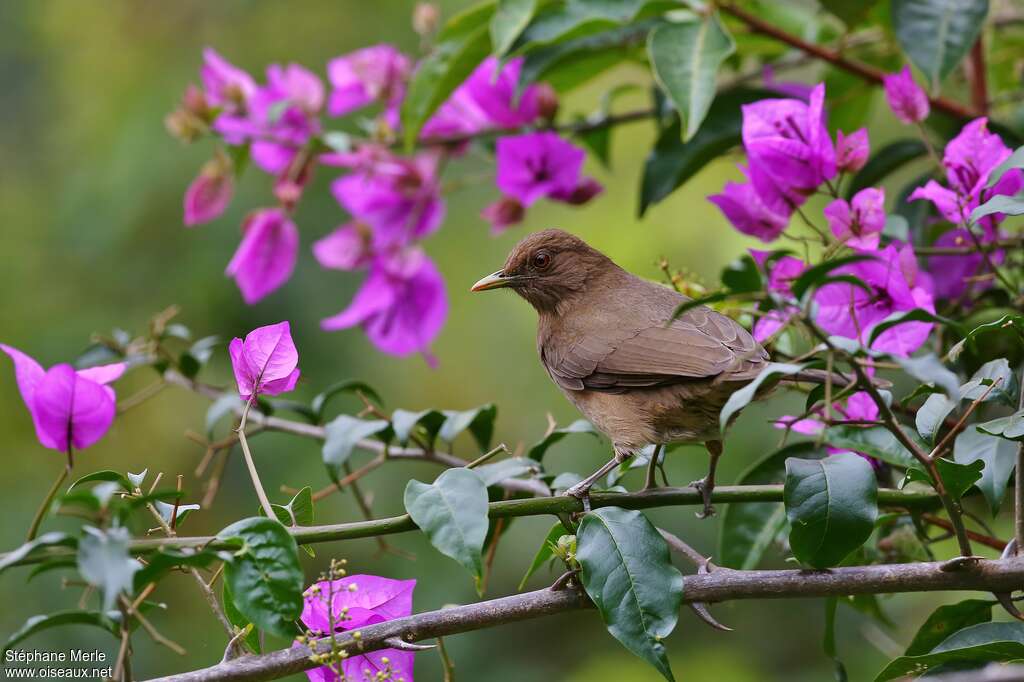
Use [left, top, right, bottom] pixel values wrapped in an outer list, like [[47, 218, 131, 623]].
[[217, 517, 304, 638], [492, 0, 537, 56], [896, 353, 960, 399], [67, 470, 131, 493], [3, 611, 118, 658], [970, 193, 1024, 224], [961, 357, 1018, 405], [820, 0, 880, 27], [648, 14, 735, 141], [876, 622, 1024, 681], [322, 415, 390, 481], [27, 559, 77, 583], [518, 522, 566, 590], [916, 392, 956, 443], [265, 486, 315, 527], [77, 526, 142, 611], [891, 0, 988, 90], [949, 314, 1024, 362], [133, 547, 228, 591], [954, 426, 1016, 514], [977, 410, 1024, 442], [401, 4, 493, 148], [785, 453, 878, 568], [791, 254, 878, 300], [578, 507, 683, 682], [527, 419, 599, 463], [720, 363, 805, 431], [986, 146, 1024, 189], [825, 425, 919, 469], [311, 380, 382, 421], [638, 88, 775, 215], [404, 468, 490, 589], [935, 456, 985, 500], [846, 140, 927, 199], [440, 404, 497, 450], [0, 533, 75, 575], [391, 408, 447, 446], [868, 309, 964, 347], [720, 442, 821, 569], [720, 254, 763, 293], [473, 457, 542, 487], [904, 599, 994, 656], [823, 597, 849, 682]]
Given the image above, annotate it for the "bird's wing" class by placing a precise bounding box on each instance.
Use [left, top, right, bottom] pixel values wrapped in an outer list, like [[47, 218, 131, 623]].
[[544, 306, 767, 392]]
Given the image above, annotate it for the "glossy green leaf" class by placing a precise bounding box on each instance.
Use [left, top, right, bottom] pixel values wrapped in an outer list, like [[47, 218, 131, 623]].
[[638, 88, 775, 215], [904, 599, 994, 656], [785, 453, 878, 568], [868, 309, 964, 347], [518, 522, 566, 590], [527, 419, 599, 463], [820, 0, 880, 27], [648, 14, 734, 141], [311, 379, 382, 421], [935, 457, 985, 500], [77, 526, 142, 611], [0, 533, 75, 575], [961, 358, 1017, 405], [954, 426, 1016, 514], [3, 611, 118, 658], [970, 193, 1024, 224], [791, 254, 879, 300], [825, 425, 919, 469], [269, 486, 315, 526], [67, 470, 131, 493], [404, 468, 490, 588], [577, 507, 683, 682], [891, 0, 988, 90], [949, 314, 1024, 362], [977, 410, 1024, 442], [492, 0, 537, 56], [846, 140, 927, 199], [439, 404, 497, 450], [720, 363, 805, 431], [720, 442, 821, 569], [877, 622, 1024, 681], [217, 517, 303, 638], [916, 392, 956, 443], [322, 415, 390, 481], [401, 4, 493, 148], [720, 254, 763, 293]]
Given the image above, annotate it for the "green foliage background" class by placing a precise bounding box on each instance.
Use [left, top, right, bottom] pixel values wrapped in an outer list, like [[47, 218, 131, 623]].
[[0, 1, 983, 679]]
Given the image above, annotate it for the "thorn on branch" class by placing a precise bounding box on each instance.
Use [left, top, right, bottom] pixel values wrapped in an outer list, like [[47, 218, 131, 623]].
[[382, 637, 436, 651]]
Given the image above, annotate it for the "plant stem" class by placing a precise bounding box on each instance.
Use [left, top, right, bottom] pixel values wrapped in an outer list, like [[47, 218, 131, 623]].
[[26, 463, 70, 541], [237, 397, 276, 519], [1016, 366, 1024, 554]]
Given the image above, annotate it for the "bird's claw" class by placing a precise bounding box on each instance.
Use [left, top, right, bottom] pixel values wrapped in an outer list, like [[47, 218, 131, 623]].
[[565, 483, 593, 513], [690, 478, 716, 518]]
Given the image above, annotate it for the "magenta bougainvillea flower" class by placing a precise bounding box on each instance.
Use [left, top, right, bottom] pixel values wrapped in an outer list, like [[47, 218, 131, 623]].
[[774, 392, 882, 468], [299, 575, 416, 682], [1, 345, 125, 453], [202, 48, 257, 145], [481, 197, 525, 234], [882, 66, 930, 124], [750, 254, 806, 341], [741, 83, 836, 196], [708, 167, 790, 242], [228, 321, 300, 401], [927, 228, 1006, 301], [835, 129, 869, 173], [814, 244, 934, 356], [330, 150, 445, 247], [495, 132, 585, 206], [327, 44, 410, 119], [321, 249, 447, 361], [422, 57, 542, 139], [184, 155, 233, 227], [910, 118, 1023, 227], [824, 187, 886, 251], [312, 223, 374, 272], [225, 208, 299, 304]]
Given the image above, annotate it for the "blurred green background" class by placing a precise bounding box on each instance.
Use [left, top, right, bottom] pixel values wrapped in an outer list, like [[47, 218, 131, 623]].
[[0, 2, 1001, 680]]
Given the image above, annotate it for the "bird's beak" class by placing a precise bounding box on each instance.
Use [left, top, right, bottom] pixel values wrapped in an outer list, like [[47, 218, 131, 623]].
[[471, 270, 518, 292]]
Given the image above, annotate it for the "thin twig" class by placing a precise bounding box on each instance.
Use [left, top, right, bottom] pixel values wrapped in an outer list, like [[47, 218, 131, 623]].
[[929, 378, 1002, 460]]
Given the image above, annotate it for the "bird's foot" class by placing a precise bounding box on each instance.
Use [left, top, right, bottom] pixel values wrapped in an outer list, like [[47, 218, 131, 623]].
[[689, 477, 715, 518], [565, 482, 593, 513]]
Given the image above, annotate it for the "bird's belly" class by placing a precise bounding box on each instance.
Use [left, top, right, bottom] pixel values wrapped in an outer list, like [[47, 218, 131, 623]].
[[560, 382, 731, 452]]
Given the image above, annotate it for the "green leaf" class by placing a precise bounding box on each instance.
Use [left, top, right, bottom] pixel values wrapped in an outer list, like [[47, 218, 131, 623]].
[[720, 254, 763, 293], [846, 140, 927, 199], [518, 522, 567, 590], [977, 410, 1024, 442], [473, 457, 542, 487], [265, 486, 315, 527], [891, 0, 988, 90], [527, 419, 599, 463], [935, 456, 985, 500], [404, 468, 490, 589], [401, 4, 493, 148], [217, 517, 304, 638], [3, 611, 118, 658], [153, 501, 201, 528], [391, 408, 447, 446], [439, 404, 497, 450], [949, 314, 1024, 362], [720, 362, 805, 431], [322, 415, 391, 481], [986, 146, 1024, 189], [868, 309, 964, 347], [970, 192, 1024, 224], [791, 254, 879, 300], [578, 507, 683, 682], [648, 14, 735, 141], [77, 526, 142, 611], [67, 470, 131, 493], [824, 425, 919, 469], [916, 392, 956, 443], [784, 453, 878, 568], [133, 547, 228, 591], [311, 379, 382, 421], [638, 88, 775, 215], [720, 442, 821, 569], [962, 358, 1018, 405], [820, 0, 880, 27], [954, 426, 1017, 514], [896, 353, 961, 399], [223, 580, 261, 654], [876, 622, 1024, 681], [492, 0, 537, 57], [904, 599, 994, 656], [0, 532, 76, 575]]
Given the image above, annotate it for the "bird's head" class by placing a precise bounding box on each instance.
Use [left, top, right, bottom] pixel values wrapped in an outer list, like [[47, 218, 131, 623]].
[[471, 229, 615, 313]]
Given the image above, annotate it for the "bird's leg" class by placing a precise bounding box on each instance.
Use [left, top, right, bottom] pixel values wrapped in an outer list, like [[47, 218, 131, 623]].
[[690, 440, 723, 519], [565, 449, 631, 512], [643, 444, 664, 490]]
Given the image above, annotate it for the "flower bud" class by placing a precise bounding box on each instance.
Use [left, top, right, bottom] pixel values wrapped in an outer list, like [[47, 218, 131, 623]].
[[413, 3, 439, 37], [534, 83, 559, 122]]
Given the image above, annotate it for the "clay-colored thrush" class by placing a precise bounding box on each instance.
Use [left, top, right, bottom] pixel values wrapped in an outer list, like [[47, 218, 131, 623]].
[[472, 229, 775, 516]]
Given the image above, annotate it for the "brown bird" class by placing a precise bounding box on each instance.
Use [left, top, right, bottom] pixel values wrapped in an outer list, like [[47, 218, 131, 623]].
[[471, 229, 773, 517]]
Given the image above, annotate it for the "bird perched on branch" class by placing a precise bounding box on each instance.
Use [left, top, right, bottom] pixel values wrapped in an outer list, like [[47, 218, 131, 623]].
[[472, 229, 850, 517]]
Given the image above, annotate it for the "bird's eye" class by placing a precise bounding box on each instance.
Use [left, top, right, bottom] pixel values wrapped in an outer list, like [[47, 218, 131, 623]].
[[531, 251, 551, 270]]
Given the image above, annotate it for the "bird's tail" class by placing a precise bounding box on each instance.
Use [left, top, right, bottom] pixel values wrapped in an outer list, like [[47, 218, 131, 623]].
[[779, 369, 893, 390]]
